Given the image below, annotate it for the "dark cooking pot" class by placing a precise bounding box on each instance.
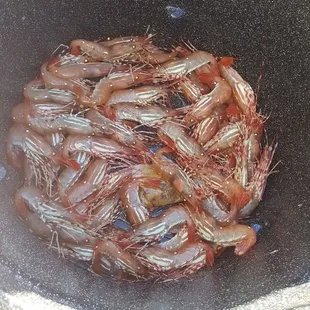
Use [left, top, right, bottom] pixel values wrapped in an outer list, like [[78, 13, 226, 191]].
[[0, 1, 309, 309]]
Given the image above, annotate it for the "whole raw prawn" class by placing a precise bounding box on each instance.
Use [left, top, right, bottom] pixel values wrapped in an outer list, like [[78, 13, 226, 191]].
[[157, 122, 207, 161], [85, 109, 148, 153], [192, 105, 227, 145], [70, 38, 146, 62], [49, 56, 126, 79], [91, 71, 155, 106], [184, 77, 232, 125], [121, 204, 195, 244], [6, 124, 78, 194], [62, 158, 109, 207], [190, 207, 256, 255], [106, 102, 184, 127], [41, 62, 92, 107], [154, 50, 219, 80], [24, 79, 76, 104], [136, 241, 214, 274], [239, 142, 277, 218], [219, 64, 256, 113], [106, 85, 169, 106], [92, 239, 148, 280], [120, 178, 162, 225], [62, 135, 141, 164]]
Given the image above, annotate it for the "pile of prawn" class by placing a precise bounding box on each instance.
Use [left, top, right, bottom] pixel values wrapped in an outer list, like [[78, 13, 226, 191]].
[[7, 34, 277, 282]]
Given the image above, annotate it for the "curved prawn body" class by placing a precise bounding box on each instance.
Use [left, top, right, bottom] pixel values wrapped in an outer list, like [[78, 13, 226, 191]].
[[41, 62, 92, 107], [120, 178, 162, 225], [58, 152, 91, 201], [91, 71, 154, 106], [106, 85, 169, 106], [15, 189, 53, 241], [61, 243, 95, 262], [123, 204, 195, 244], [140, 181, 182, 210], [240, 142, 277, 218], [219, 64, 256, 113], [24, 79, 76, 104], [137, 241, 214, 273], [178, 78, 203, 105], [85, 110, 148, 153], [49, 56, 125, 79], [63, 159, 109, 207], [159, 227, 188, 250], [15, 186, 96, 245], [151, 149, 201, 208], [106, 102, 184, 127], [245, 114, 264, 181], [70, 39, 145, 62], [191, 209, 256, 255], [184, 77, 232, 125], [87, 164, 159, 211], [192, 105, 227, 145], [25, 101, 77, 118], [92, 239, 147, 280], [203, 122, 241, 154], [6, 124, 77, 194], [62, 135, 138, 163], [15, 186, 86, 224], [194, 165, 250, 209], [157, 122, 207, 161], [201, 196, 238, 225], [154, 50, 218, 81], [24, 112, 103, 136], [88, 196, 120, 231]]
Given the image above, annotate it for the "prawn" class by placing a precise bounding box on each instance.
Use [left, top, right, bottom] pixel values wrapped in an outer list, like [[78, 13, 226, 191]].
[[88, 196, 120, 231], [48, 56, 125, 79], [203, 122, 241, 154], [85, 109, 148, 153], [219, 64, 256, 113], [121, 204, 195, 244], [62, 158, 109, 207], [157, 122, 207, 161], [240, 142, 277, 218], [58, 152, 92, 201], [41, 62, 92, 107], [6, 124, 78, 194], [91, 71, 154, 106], [192, 164, 251, 209], [201, 196, 238, 225], [137, 241, 214, 273], [190, 208, 256, 255], [106, 102, 184, 127], [70, 39, 145, 62], [24, 79, 76, 104], [62, 135, 140, 164], [120, 178, 162, 225], [192, 105, 227, 145], [154, 50, 219, 81], [106, 85, 169, 106], [158, 227, 188, 250], [92, 239, 147, 280], [184, 77, 232, 125]]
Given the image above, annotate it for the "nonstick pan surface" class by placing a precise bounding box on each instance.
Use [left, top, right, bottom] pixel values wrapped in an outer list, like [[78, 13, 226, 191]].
[[0, 1, 309, 309]]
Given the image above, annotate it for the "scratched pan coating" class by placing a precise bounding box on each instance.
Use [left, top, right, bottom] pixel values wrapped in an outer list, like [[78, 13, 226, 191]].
[[0, 1, 309, 309]]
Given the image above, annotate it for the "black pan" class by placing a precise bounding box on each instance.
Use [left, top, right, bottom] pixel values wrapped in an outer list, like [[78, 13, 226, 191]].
[[0, 1, 309, 309]]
